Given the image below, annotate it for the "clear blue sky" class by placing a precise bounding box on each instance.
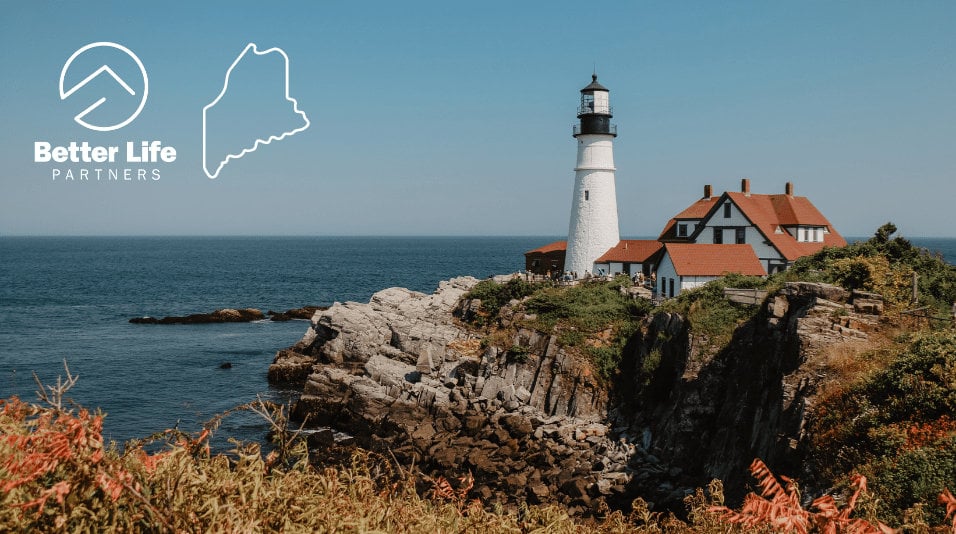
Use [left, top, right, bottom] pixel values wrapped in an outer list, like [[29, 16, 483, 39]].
[[1, 1, 953, 237]]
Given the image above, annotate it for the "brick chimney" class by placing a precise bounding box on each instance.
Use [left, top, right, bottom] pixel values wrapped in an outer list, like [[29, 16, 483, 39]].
[[741, 178, 751, 196], [704, 184, 713, 199], [785, 181, 794, 196]]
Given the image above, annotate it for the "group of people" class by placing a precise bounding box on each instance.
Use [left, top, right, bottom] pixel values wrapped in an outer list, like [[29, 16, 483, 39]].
[[536, 269, 657, 288]]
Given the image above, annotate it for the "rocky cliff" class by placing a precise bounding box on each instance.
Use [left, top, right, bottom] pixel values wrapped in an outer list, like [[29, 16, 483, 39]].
[[625, 282, 884, 501], [270, 277, 642, 513], [270, 277, 884, 513]]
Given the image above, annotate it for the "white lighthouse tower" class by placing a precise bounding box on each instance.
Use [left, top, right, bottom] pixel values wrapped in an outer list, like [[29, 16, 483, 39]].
[[565, 74, 620, 276]]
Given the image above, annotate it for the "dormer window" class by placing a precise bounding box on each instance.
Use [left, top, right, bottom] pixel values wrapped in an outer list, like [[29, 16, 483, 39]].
[[795, 226, 825, 242], [677, 223, 688, 237]]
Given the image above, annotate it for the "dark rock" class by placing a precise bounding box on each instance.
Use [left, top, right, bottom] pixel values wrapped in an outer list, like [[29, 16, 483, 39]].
[[527, 483, 550, 504], [501, 413, 533, 438], [268, 350, 316, 384], [219, 362, 232, 369], [307, 428, 335, 449], [560, 478, 589, 499], [267, 306, 328, 321], [130, 308, 264, 324]]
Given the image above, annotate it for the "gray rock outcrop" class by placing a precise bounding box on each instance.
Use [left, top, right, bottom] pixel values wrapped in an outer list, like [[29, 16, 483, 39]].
[[271, 277, 649, 513]]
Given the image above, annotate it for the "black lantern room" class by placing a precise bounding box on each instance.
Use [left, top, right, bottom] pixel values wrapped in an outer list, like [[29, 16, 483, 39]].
[[574, 74, 617, 138]]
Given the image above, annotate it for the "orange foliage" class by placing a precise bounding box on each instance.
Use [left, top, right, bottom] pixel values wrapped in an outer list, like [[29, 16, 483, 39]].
[[710, 459, 895, 534], [903, 415, 956, 450], [0, 396, 187, 521], [430, 470, 481, 515], [940, 488, 956, 533]]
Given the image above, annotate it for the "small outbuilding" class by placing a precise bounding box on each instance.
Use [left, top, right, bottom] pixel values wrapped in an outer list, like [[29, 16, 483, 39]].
[[656, 243, 766, 298], [592, 239, 662, 277], [524, 240, 567, 276]]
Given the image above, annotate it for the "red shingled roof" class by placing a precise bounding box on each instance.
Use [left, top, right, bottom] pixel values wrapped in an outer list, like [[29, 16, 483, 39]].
[[659, 187, 846, 260], [658, 197, 719, 240], [595, 240, 662, 263], [674, 197, 719, 220], [524, 240, 566, 255], [723, 192, 846, 260], [664, 243, 766, 276]]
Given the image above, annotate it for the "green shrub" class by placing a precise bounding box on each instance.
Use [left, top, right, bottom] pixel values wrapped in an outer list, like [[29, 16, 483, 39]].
[[784, 222, 956, 314], [659, 274, 767, 347], [807, 330, 956, 524], [506, 344, 529, 364], [465, 277, 544, 321]]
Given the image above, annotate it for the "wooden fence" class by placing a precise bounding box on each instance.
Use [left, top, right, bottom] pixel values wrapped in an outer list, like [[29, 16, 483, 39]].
[[723, 288, 769, 306]]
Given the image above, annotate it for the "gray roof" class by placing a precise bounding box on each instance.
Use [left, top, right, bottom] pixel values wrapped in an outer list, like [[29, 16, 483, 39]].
[[580, 74, 609, 93]]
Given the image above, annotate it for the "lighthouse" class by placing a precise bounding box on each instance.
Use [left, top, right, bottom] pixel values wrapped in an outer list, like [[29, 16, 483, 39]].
[[564, 74, 620, 276]]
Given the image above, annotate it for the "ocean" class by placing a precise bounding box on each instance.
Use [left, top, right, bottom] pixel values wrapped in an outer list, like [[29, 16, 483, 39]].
[[1, 236, 954, 448], [0, 237, 549, 448]]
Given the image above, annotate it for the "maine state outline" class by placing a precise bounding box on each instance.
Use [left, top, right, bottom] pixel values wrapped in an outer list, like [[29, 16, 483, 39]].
[[202, 43, 310, 179]]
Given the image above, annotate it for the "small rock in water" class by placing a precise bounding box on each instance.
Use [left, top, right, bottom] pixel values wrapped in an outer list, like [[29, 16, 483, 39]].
[[219, 362, 232, 369]]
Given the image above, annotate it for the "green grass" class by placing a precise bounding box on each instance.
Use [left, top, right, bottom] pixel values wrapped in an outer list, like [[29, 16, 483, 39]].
[[659, 273, 768, 347]]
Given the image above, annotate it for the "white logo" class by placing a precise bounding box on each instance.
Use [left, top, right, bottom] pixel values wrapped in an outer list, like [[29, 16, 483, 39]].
[[201, 43, 310, 179], [59, 42, 149, 132]]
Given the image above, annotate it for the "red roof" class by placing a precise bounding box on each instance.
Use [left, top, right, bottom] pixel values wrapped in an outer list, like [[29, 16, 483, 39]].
[[659, 187, 846, 260], [674, 197, 720, 220], [658, 197, 720, 240], [595, 240, 662, 263], [723, 192, 846, 260], [525, 240, 566, 255], [663, 243, 766, 276]]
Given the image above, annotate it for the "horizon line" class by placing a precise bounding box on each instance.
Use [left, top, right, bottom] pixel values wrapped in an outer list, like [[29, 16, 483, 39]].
[[1, 234, 954, 240]]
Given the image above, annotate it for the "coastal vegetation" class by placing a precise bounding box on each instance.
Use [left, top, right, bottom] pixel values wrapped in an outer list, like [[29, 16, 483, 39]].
[[785, 222, 956, 315], [806, 330, 956, 525], [5, 223, 956, 531], [5, 372, 954, 532], [465, 275, 651, 380]]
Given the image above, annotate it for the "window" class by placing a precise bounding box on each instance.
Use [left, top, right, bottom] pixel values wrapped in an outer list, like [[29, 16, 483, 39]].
[[736, 228, 746, 244], [584, 190, 589, 201], [531, 259, 540, 268], [724, 203, 732, 218], [669, 278, 675, 298], [677, 223, 688, 237], [796, 227, 825, 242], [713, 228, 723, 244]]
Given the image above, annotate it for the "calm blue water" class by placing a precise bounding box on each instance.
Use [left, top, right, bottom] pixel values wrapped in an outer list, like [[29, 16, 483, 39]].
[[0, 237, 549, 448], [1, 236, 953, 448]]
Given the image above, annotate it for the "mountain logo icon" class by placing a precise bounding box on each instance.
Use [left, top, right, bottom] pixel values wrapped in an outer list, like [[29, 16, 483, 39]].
[[59, 42, 149, 132]]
